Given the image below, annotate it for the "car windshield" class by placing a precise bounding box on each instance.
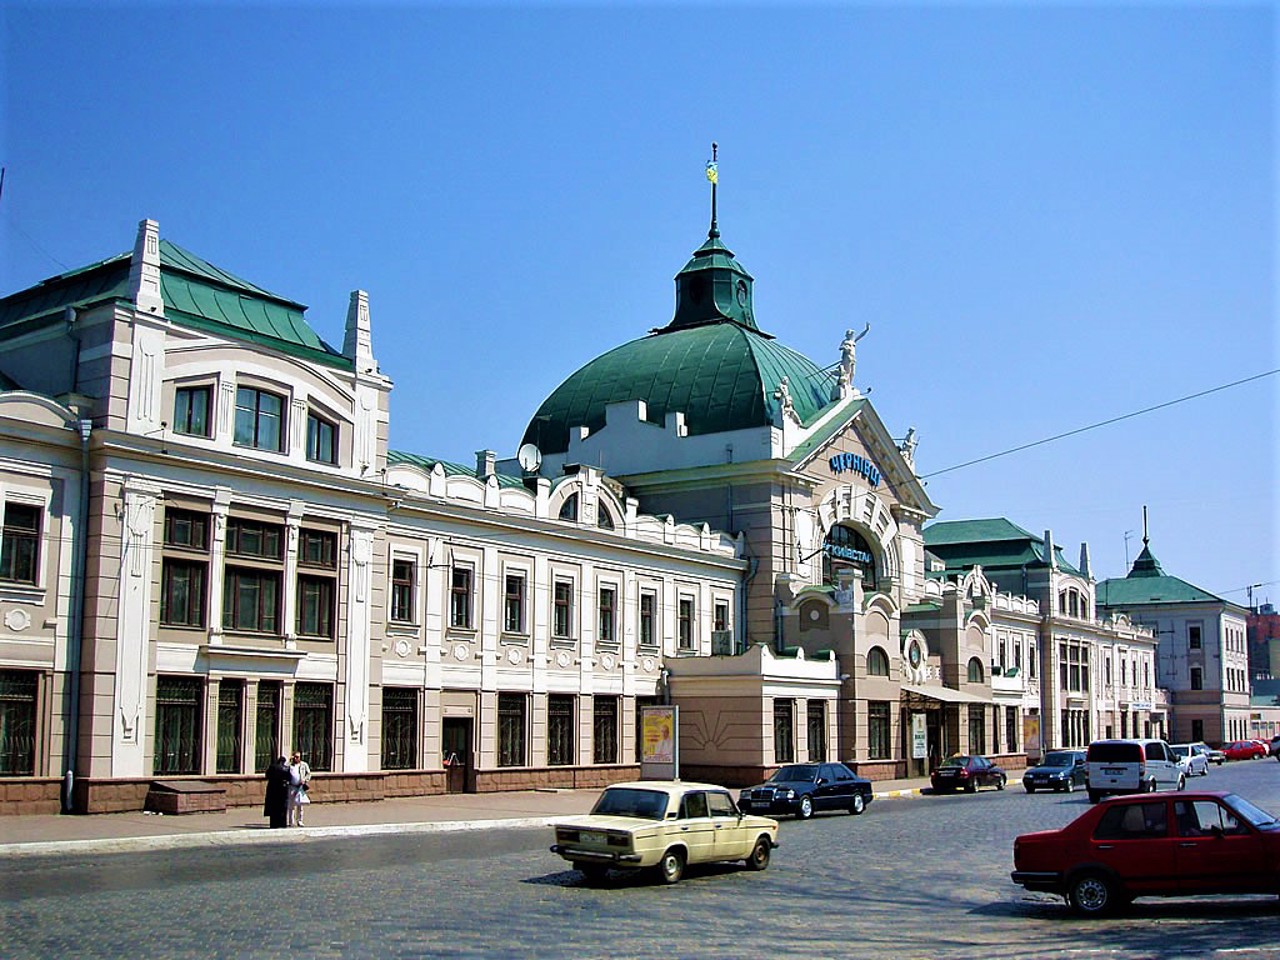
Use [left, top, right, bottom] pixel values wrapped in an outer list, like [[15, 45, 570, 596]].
[[939, 756, 970, 769], [591, 788, 669, 820], [1226, 794, 1279, 828], [1041, 752, 1074, 767], [771, 764, 820, 782], [1171, 746, 1189, 758]]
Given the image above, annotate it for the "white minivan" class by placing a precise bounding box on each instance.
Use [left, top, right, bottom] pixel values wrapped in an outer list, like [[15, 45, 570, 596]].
[[1085, 738, 1184, 803]]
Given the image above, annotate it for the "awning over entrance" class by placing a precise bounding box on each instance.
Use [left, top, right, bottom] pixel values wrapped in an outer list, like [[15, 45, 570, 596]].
[[901, 684, 991, 705]]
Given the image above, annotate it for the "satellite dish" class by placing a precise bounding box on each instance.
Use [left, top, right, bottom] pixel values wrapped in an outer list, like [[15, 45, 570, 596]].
[[517, 443, 542, 474]]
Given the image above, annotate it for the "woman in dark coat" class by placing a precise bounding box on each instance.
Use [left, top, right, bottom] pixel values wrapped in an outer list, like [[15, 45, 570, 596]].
[[263, 756, 291, 828]]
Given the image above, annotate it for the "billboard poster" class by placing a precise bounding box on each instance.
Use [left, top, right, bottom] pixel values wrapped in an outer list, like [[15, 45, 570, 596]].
[[911, 713, 927, 760], [640, 705, 678, 780]]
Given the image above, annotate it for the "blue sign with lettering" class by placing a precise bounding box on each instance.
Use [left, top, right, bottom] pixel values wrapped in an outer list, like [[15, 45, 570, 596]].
[[828, 452, 881, 486], [826, 543, 873, 565]]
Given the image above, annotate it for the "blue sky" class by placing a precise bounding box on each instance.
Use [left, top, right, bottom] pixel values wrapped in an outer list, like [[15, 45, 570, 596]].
[[2, 2, 1275, 607]]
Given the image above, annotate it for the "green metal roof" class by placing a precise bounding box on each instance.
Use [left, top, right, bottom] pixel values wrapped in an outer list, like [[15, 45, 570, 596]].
[[0, 238, 349, 370], [387, 450, 528, 490], [1095, 539, 1226, 608], [923, 518, 1082, 576], [786, 397, 867, 464], [523, 320, 838, 455]]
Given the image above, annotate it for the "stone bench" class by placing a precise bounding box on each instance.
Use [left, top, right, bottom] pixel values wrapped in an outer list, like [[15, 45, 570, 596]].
[[144, 780, 228, 815]]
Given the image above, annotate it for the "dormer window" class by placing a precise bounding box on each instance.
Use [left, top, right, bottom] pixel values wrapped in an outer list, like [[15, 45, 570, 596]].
[[306, 412, 337, 465], [596, 506, 614, 530], [559, 493, 579, 522], [234, 386, 285, 452], [173, 385, 211, 438]]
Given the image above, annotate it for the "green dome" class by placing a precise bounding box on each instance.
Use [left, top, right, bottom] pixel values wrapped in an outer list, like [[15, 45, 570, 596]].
[[522, 321, 836, 456]]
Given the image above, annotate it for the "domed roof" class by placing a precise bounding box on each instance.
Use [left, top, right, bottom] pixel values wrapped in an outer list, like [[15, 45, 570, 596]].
[[523, 225, 836, 456]]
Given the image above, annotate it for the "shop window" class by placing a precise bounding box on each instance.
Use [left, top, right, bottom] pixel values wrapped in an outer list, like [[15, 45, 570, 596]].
[[154, 675, 202, 775], [0, 670, 38, 775], [548, 695, 575, 766], [498, 693, 526, 767], [593, 696, 618, 764], [773, 699, 795, 763], [173, 385, 211, 438], [234, 386, 285, 452], [390, 559, 416, 623], [381, 687, 418, 770], [868, 701, 890, 760], [0, 503, 40, 585], [293, 682, 333, 771], [216, 681, 243, 774], [867, 647, 890, 677]]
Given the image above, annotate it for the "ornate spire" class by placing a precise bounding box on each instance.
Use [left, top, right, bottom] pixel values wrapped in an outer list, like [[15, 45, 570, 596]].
[[706, 142, 719, 239]]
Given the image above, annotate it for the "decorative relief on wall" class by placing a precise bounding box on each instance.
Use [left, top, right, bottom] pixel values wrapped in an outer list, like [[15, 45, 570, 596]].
[[641, 656, 656, 673], [4, 608, 31, 632], [506, 647, 522, 665], [600, 653, 616, 671], [393, 638, 411, 658], [555, 650, 572, 669], [453, 642, 470, 662]]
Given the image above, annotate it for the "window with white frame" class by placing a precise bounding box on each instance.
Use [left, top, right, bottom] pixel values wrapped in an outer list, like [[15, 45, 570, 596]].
[[504, 572, 526, 634], [305, 411, 338, 465], [173, 384, 212, 438], [553, 579, 574, 640], [0, 502, 40, 585], [677, 595, 695, 651], [390, 558, 416, 623], [597, 585, 617, 645], [639, 590, 657, 647], [450, 564, 473, 629]]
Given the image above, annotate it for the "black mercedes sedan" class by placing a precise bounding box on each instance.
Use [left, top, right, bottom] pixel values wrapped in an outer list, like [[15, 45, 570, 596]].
[[738, 762, 874, 819]]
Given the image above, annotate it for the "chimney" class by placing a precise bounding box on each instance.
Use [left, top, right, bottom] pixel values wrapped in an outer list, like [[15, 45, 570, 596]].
[[1079, 542, 1092, 579], [1044, 529, 1058, 570], [476, 449, 497, 479]]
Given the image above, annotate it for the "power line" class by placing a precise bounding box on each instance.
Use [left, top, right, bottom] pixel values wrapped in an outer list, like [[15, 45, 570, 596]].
[[920, 368, 1280, 481]]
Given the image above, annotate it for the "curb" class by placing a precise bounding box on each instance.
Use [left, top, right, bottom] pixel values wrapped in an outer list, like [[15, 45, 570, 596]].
[[873, 788, 924, 799]]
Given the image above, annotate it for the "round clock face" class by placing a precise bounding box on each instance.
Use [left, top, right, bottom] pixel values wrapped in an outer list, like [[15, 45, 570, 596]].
[[908, 641, 922, 668]]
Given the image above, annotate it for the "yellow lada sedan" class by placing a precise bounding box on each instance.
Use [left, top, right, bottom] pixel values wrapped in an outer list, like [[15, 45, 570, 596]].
[[551, 780, 779, 884]]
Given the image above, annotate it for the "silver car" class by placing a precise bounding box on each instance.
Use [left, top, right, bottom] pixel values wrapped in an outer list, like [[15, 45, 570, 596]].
[[1171, 743, 1210, 777]]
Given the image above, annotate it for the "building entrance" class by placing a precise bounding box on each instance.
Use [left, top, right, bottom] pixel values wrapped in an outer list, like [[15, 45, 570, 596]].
[[442, 717, 473, 794]]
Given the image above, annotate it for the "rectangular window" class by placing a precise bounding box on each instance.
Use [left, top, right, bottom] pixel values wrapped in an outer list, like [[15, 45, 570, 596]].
[[678, 596, 695, 651], [968, 704, 986, 754], [1029, 643, 1037, 679], [548, 694, 575, 766], [299, 529, 337, 568], [164, 509, 209, 549], [0, 503, 40, 584], [0, 670, 38, 775], [1006, 706, 1018, 753], [381, 687, 418, 771], [868, 701, 890, 760], [450, 565, 473, 629], [226, 518, 283, 559], [234, 386, 285, 451], [639, 591, 656, 647], [714, 601, 729, 632], [1190, 667, 1203, 690], [553, 579, 573, 639], [293, 682, 333, 771], [161, 559, 206, 627], [154, 675, 202, 775], [223, 568, 280, 633], [254, 681, 280, 772], [297, 575, 334, 638], [807, 701, 827, 762], [305, 412, 337, 464], [497, 693, 526, 767], [773, 699, 795, 763], [1189, 625, 1202, 650], [215, 680, 243, 774], [504, 573, 525, 633], [173, 385, 211, 438], [598, 586, 616, 645], [592, 696, 618, 764], [391, 559, 416, 623]]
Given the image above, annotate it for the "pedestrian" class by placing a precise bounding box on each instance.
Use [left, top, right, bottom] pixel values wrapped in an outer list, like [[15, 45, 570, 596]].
[[288, 751, 312, 827], [263, 756, 291, 829]]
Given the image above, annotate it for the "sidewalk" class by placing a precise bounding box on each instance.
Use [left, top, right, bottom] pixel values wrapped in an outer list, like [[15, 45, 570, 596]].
[[0, 776, 931, 858]]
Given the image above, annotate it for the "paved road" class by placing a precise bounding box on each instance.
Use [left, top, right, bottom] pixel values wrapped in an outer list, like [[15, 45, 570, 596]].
[[3, 760, 1278, 959]]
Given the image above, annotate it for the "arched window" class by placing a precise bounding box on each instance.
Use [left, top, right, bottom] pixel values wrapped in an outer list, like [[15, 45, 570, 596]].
[[867, 647, 890, 677], [967, 657, 984, 683], [596, 506, 614, 530], [558, 493, 579, 521], [823, 525, 877, 590]]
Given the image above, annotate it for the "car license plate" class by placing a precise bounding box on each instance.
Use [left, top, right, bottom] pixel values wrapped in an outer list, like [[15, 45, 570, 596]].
[[1102, 767, 1124, 775], [580, 831, 606, 845]]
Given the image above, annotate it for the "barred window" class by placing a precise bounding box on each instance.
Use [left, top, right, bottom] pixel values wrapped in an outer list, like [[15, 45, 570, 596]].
[[293, 682, 333, 771], [868, 701, 891, 760], [216, 681, 243, 774], [0, 670, 38, 775], [807, 701, 827, 762], [548, 695, 575, 766], [255, 681, 281, 772], [0, 503, 40, 584], [391, 559, 415, 623], [381, 687, 418, 771], [593, 696, 618, 764], [497, 693, 526, 767], [154, 676, 202, 775], [773, 699, 795, 764]]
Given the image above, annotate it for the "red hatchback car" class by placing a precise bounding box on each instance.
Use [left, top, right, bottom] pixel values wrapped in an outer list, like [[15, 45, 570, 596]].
[[1223, 740, 1267, 761], [1012, 791, 1280, 915]]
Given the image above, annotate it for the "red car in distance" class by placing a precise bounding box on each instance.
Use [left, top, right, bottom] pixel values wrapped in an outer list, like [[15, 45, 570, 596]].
[[1223, 740, 1267, 761], [1012, 791, 1280, 915]]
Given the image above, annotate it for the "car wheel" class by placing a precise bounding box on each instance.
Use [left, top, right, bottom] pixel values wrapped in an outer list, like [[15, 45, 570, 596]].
[[996, 775, 1006, 791], [578, 864, 608, 885], [798, 795, 814, 819], [1064, 778, 1075, 793], [1025, 784, 1036, 794], [850, 793, 866, 816], [657, 848, 685, 885], [745, 835, 772, 871], [964, 779, 977, 793], [1069, 872, 1119, 917]]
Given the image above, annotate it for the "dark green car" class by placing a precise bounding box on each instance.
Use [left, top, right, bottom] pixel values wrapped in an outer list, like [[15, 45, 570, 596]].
[[1022, 750, 1088, 793]]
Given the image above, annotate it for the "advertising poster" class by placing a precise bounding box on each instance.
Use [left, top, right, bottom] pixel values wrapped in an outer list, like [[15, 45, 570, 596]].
[[640, 705, 678, 780], [911, 713, 928, 760]]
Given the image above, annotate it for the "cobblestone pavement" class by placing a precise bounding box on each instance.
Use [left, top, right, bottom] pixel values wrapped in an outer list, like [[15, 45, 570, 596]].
[[3, 761, 1278, 959]]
